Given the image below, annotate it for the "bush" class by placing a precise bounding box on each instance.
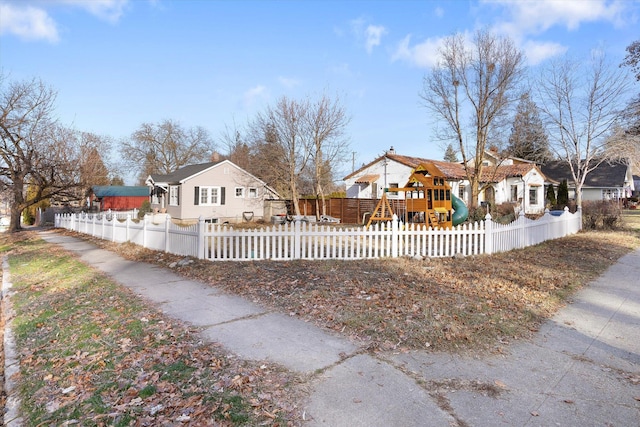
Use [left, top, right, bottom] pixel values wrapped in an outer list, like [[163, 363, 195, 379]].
[[466, 202, 518, 224], [557, 180, 569, 206], [546, 185, 557, 206], [138, 200, 152, 219], [581, 201, 622, 230]]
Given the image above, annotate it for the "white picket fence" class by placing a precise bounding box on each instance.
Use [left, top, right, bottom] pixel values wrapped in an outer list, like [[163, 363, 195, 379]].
[[54, 207, 581, 261]]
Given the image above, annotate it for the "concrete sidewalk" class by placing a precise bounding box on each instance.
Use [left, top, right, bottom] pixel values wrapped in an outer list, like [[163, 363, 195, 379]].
[[37, 230, 640, 426]]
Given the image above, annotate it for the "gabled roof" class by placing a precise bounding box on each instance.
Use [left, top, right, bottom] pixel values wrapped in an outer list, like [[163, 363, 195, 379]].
[[344, 153, 467, 181], [147, 160, 281, 197], [344, 152, 540, 183], [541, 160, 629, 188], [149, 160, 224, 184], [92, 186, 149, 197], [479, 163, 543, 183]]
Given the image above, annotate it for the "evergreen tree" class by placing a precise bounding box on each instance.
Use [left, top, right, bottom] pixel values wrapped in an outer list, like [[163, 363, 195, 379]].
[[557, 180, 569, 206], [545, 185, 556, 206], [443, 143, 459, 162], [507, 92, 552, 163]]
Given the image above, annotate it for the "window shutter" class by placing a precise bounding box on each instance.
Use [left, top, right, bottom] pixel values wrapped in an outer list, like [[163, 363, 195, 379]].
[[177, 186, 180, 205], [194, 187, 199, 205], [221, 187, 226, 205]]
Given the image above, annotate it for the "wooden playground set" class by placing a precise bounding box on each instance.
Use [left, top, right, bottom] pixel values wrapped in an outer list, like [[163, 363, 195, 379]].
[[366, 162, 468, 229]]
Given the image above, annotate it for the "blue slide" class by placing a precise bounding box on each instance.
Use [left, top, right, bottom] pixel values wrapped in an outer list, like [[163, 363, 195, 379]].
[[451, 194, 469, 226]]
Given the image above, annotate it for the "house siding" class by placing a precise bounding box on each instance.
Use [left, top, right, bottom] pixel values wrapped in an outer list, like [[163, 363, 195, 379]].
[[100, 196, 148, 211], [150, 161, 278, 222], [345, 153, 545, 215]]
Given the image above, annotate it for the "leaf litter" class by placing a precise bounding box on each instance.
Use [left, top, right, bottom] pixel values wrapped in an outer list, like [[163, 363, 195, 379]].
[[3, 227, 638, 425]]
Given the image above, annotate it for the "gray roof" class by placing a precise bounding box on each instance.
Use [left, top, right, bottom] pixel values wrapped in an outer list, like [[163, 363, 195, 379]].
[[541, 160, 629, 187], [92, 186, 149, 197], [150, 161, 222, 184]]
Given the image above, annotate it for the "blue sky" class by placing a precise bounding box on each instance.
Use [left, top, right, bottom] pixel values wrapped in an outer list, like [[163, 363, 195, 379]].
[[1, 0, 639, 184]]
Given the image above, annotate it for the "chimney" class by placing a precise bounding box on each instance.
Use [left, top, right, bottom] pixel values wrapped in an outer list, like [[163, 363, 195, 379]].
[[387, 146, 396, 155], [211, 151, 220, 162]]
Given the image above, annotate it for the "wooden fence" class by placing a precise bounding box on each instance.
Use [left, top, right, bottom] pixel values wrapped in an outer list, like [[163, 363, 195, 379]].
[[55, 207, 581, 261]]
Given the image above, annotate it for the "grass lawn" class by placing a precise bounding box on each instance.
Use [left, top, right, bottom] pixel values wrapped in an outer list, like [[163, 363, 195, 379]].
[[2, 213, 639, 425], [2, 234, 303, 426]]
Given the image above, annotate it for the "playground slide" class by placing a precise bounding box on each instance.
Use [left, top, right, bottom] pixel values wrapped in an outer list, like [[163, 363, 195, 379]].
[[451, 194, 469, 226]]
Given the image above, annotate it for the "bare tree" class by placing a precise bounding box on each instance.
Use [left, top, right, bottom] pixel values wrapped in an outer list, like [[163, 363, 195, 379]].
[[306, 94, 350, 217], [219, 122, 252, 170], [420, 29, 525, 208], [120, 119, 215, 183], [0, 76, 86, 231], [252, 97, 312, 216], [535, 53, 631, 207], [605, 94, 640, 170], [621, 39, 640, 82]]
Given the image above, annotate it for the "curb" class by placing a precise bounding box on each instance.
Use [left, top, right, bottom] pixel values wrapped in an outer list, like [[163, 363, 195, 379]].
[[2, 257, 23, 426]]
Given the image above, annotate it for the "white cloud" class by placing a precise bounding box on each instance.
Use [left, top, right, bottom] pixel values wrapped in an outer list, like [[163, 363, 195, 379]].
[[350, 17, 387, 53], [60, 0, 129, 24], [0, 3, 59, 43], [365, 24, 387, 54], [391, 34, 446, 69], [243, 85, 268, 109], [0, 0, 131, 43], [477, 0, 634, 64], [278, 76, 300, 89], [434, 6, 444, 19], [522, 40, 568, 65], [484, 0, 627, 33]]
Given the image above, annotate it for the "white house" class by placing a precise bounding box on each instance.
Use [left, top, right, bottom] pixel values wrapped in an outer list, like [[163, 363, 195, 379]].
[[344, 148, 547, 214], [146, 160, 280, 223]]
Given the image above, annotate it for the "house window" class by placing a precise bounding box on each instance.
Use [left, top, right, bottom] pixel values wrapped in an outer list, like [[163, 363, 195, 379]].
[[388, 183, 399, 195], [197, 186, 222, 206], [458, 185, 465, 200], [511, 185, 519, 202], [529, 188, 538, 205], [235, 187, 244, 198], [169, 185, 179, 206], [248, 187, 257, 198]]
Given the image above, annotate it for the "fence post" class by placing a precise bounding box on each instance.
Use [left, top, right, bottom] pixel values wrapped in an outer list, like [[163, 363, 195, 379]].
[[293, 219, 302, 259], [126, 214, 131, 242], [484, 213, 493, 254], [164, 214, 171, 253], [391, 214, 399, 258], [197, 216, 205, 259], [142, 214, 147, 249]]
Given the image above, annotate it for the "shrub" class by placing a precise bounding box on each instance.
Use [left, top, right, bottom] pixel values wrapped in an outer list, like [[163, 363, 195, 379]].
[[557, 180, 569, 206], [138, 200, 152, 219], [581, 200, 622, 230], [546, 185, 557, 206]]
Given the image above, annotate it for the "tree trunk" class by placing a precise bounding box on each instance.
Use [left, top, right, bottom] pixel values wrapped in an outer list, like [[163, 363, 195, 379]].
[[8, 176, 25, 232], [8, 204, 23, 232]]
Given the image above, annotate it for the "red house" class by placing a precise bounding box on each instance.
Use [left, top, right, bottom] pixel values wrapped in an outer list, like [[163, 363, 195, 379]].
[[92, 186, 149, 211]]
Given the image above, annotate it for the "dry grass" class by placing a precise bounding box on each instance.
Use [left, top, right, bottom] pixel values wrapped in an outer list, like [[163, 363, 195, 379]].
[[68, 217, 640, 354], [2, 233, 304, 426], [2, 216, 637, 425]]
